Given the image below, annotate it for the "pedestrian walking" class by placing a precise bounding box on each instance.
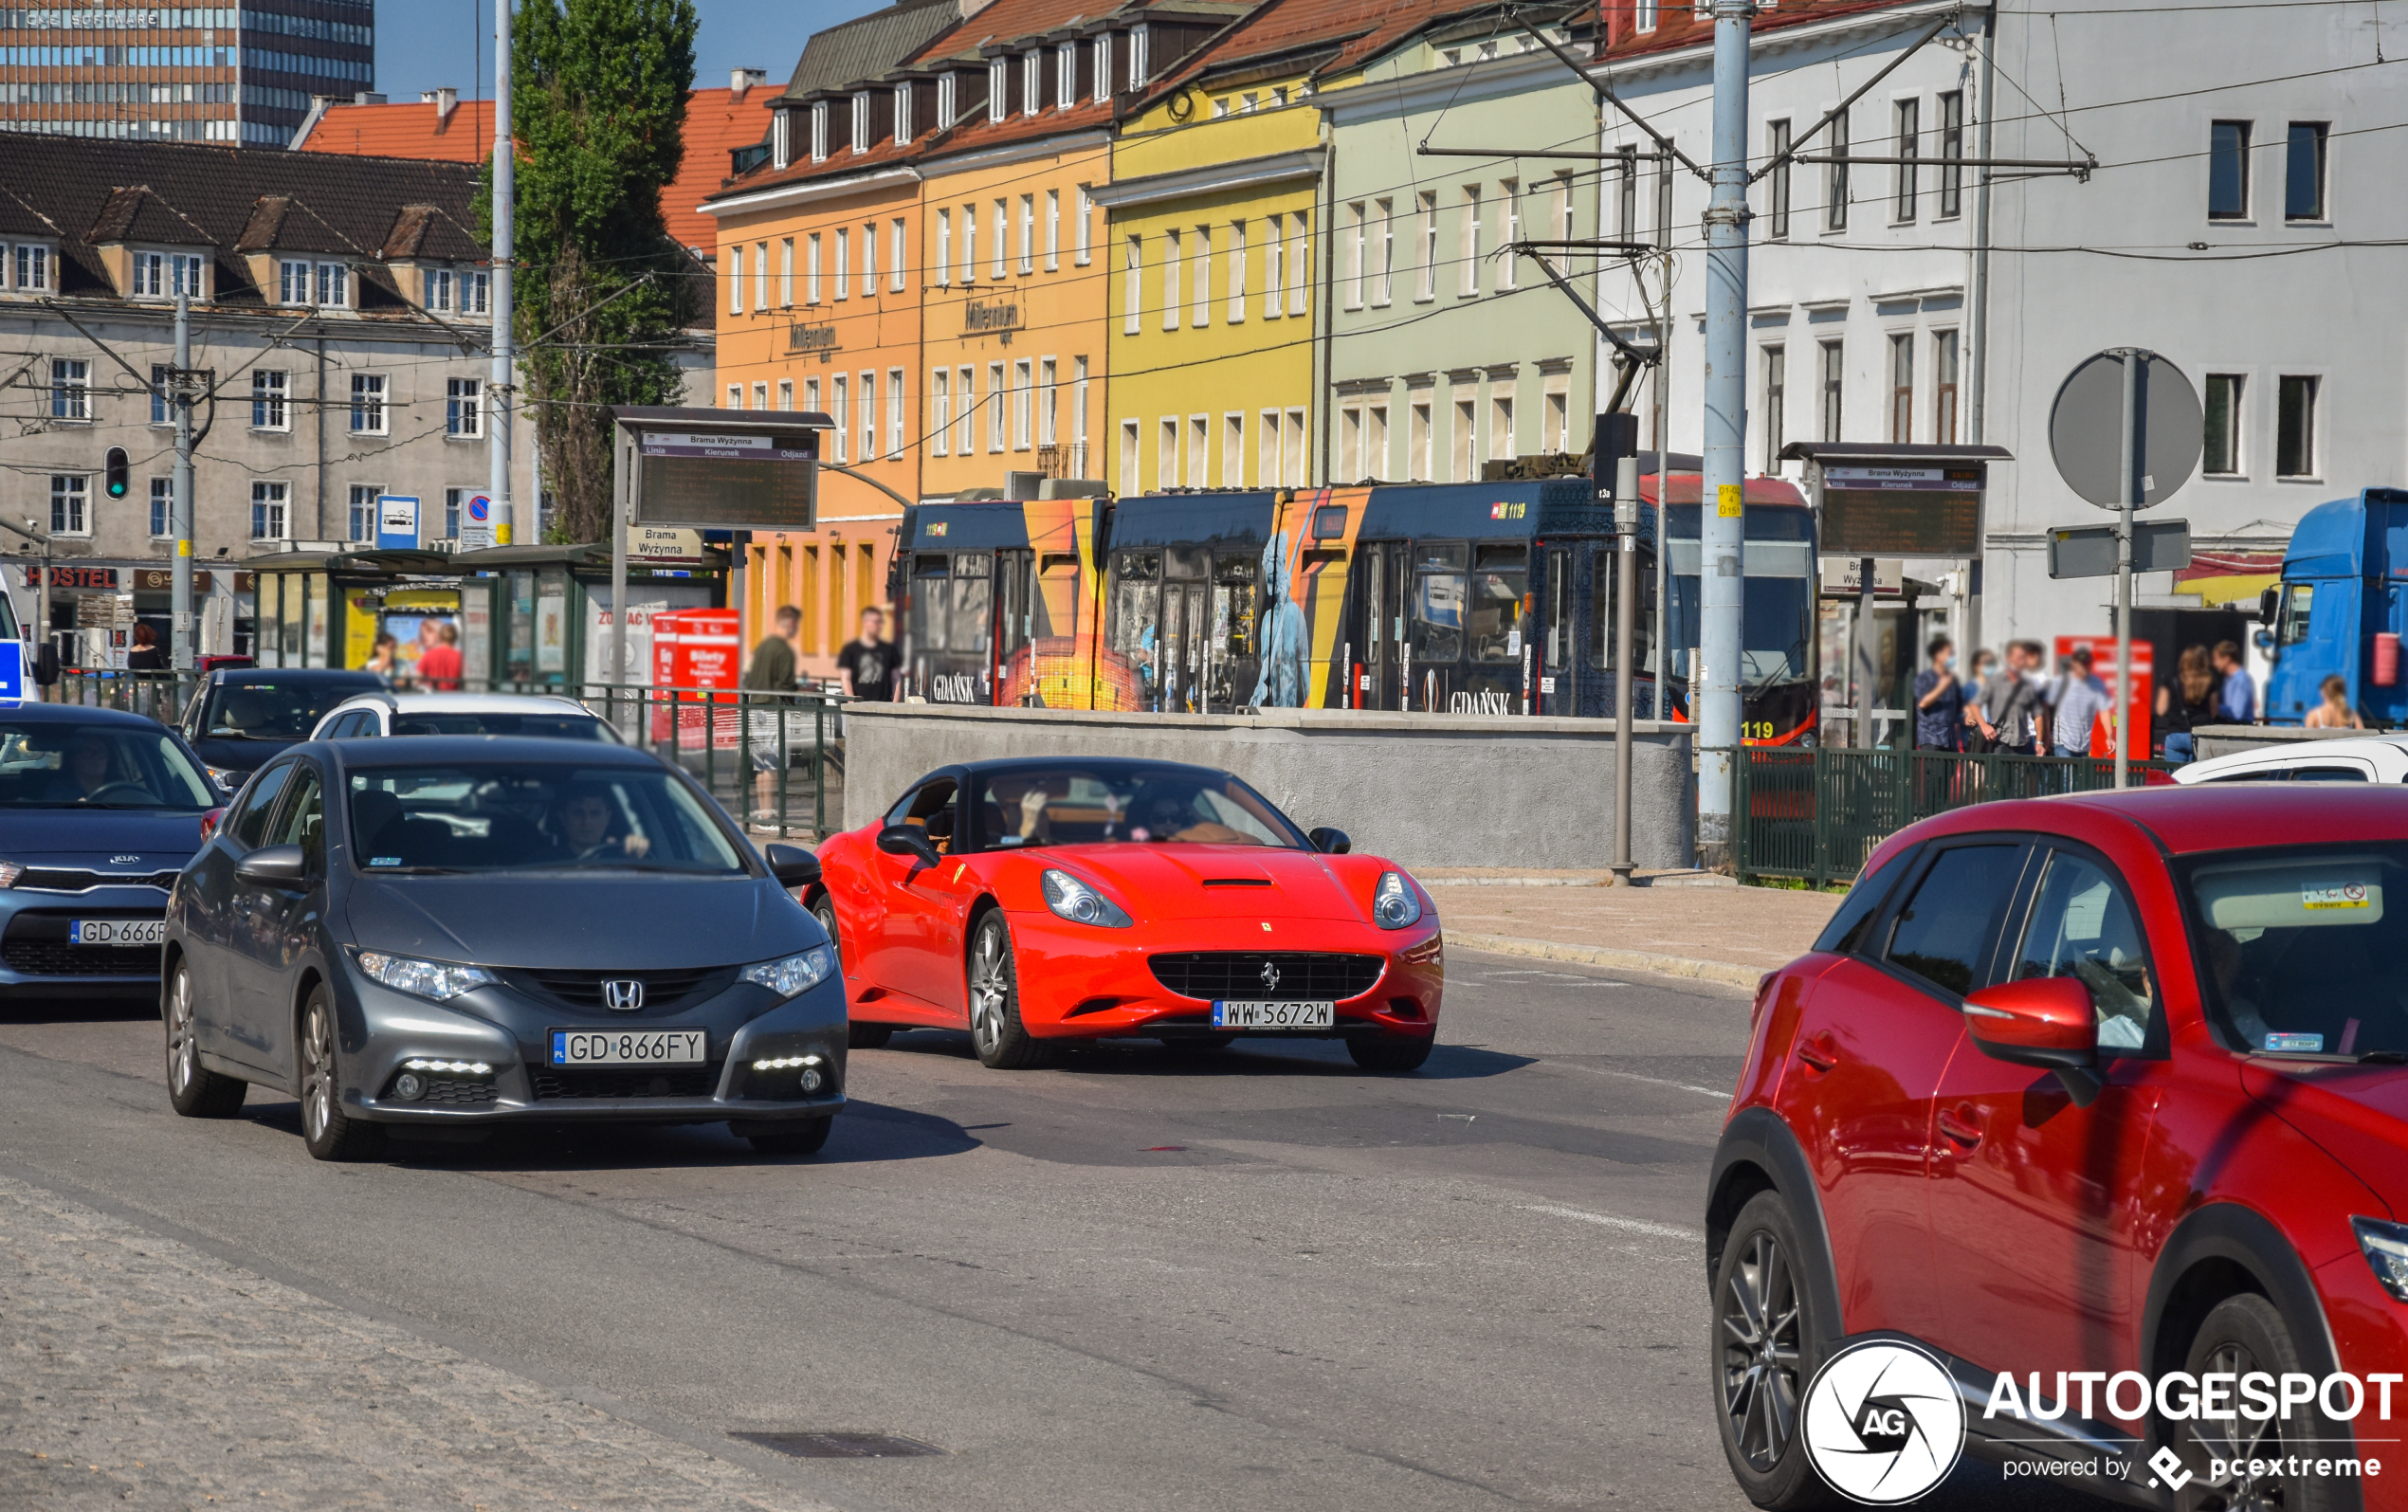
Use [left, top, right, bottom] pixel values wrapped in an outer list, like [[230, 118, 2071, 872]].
[[1913, 637, 1964, 752], [745, 605, 802, 827], [2156, 645, 2217, 763], [2214, 640, 2257, 723], [837, 607, 903, 701], [2049, 646, 2113, 757], [2305, 673, 2366, 730], [1975, 641, 2047, 756], [1961, 648, 1999, 753]]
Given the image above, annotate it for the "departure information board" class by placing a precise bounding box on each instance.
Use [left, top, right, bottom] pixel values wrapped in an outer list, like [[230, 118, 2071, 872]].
[[636, 430, 818, 529], [1818, 465, 1985, 556]]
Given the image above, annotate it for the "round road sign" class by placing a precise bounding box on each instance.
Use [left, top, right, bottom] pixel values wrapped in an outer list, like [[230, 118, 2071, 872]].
[[2048, 349, 2203, 510], [468, 495, 491, 522]]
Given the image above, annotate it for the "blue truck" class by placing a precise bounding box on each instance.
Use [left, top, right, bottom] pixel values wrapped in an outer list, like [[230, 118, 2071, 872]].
[[2260, 487, 2408, 725]]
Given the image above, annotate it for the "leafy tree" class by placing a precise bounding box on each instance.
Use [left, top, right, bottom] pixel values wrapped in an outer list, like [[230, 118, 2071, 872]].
[[487, 0, 702, 543]]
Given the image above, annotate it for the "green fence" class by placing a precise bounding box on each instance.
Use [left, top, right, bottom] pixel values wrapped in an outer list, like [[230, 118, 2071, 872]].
[[1733, 746, 2176, 887], [47, 671, 851, 843]]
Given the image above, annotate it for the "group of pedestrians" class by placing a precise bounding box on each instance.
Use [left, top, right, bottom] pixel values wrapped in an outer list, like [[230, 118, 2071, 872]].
[[1911, 634, 2261, 762]]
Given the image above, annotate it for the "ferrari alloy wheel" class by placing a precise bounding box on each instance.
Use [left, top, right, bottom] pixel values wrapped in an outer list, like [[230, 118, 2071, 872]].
[[2175, 1294, 2344, 1512], [298, 985, 383, 1162], [1348, 1035, 1433, 1073], [164, 959, 246, 1119], [966, 912, 1048, 1069], [813, 895, 892, 1049], [1712, 1191, 1833, 1509]]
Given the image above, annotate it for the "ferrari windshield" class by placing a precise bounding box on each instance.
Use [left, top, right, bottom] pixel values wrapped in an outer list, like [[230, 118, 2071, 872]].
[[0, 721, 216, 810], [2180, 842, 2408, 1057], [974, 763, 1308, 850], [349, 764, 747, 875]]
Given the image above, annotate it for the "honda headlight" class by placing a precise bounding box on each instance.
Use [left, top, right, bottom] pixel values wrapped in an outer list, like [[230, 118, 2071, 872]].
[[1374, 871, 1424, 930], [1042, 868, 1132, 928], [741, 945, 836, 998], [355, 950, 494, 1002], [206, 767, 243, 794], [2355, 1216, 2408, 1303]]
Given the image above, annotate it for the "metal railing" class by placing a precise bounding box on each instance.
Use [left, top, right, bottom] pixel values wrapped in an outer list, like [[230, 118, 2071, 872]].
[[1733, 746, 2176, 887], [46, 670, 852, 844]]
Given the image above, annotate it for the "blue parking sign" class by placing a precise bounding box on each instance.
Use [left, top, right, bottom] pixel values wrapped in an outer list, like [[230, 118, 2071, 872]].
[[0, 640, 24, 701]]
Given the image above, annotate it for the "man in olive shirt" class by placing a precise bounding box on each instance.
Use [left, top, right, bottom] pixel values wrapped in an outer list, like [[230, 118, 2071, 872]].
[[746, 606, 801, 826]]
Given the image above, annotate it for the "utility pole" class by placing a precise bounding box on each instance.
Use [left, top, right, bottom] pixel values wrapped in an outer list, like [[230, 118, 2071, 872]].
[[1696, 0, 1754, 866], [489, 0, 516, 547], [2114, 349, 2140, 790], [172, 287, 194, 674]]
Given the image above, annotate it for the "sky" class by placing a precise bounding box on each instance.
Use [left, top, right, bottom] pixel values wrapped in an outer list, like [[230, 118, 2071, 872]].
[[375, 0, 885, 105]]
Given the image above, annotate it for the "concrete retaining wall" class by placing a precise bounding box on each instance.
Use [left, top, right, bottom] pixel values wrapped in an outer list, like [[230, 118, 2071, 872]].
[[840, 704, 1695, 870]]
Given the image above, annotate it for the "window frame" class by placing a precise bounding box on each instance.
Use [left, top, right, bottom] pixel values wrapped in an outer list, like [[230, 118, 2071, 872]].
[[2286, 121, 2329, 223], [2203, 372, 2245, 476], [1870, 836, 2037, 1004], [2276, 373, 2321, 480], [2210, 119, 2253, 221], [2004, 838, 2171, 1061]]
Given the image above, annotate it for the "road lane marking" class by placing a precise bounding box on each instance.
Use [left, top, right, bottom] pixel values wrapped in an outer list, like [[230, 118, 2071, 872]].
[[1541, 1060, 1730, 1099], [1521, 1204, 1703, 1243]]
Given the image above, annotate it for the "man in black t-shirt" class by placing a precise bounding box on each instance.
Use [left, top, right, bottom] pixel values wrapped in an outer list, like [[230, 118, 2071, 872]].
[[838, 608, 903, 701]]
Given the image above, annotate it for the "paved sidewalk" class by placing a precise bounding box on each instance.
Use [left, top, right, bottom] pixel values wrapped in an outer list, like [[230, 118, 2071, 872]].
[[1420, 872, 1845, 988], [0, 1175, 812, 1512]]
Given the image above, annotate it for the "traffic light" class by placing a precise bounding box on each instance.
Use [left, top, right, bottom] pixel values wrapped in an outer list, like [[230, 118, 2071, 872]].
[[104, 446, 128, 500]]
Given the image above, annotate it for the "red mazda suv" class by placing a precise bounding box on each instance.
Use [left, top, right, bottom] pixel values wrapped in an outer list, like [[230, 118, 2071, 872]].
[[1711, 785, 2408, 1511]]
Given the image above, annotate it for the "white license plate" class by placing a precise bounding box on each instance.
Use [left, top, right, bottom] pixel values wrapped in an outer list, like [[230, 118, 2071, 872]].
[[1212, 1000, 1335, 1029], [70, 919, 165, 947], [549, 1029, 708, 1066]]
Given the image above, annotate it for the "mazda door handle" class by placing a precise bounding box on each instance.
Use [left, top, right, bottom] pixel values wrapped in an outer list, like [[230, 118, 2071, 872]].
[[1937, 1107, 1983, 1149], [1797, 1032, 1840, 1072]]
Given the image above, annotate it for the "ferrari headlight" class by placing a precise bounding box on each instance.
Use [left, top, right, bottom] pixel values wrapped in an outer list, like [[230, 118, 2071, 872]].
[[355, 951, 494, 1002], [1042, 868, 1132, 928], [1374, 871, 1424, 930], [2355, 1216, 2408, 1303], [740, 946, 836, 998]]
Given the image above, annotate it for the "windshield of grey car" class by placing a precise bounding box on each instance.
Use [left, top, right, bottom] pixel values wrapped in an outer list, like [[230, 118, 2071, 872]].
[[349, 765, 746, 874], [0, 721, 216, 809], [205, 681, 378, 738], [387, 712, 613, 740]]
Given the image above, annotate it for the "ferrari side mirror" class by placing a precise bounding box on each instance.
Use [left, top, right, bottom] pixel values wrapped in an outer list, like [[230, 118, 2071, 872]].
[[1308, 827, 1352, 854], [876, 823, 942, 869]]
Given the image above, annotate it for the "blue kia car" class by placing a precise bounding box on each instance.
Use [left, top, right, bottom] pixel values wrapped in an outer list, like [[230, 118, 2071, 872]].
[[0, 703, 221, 1000]]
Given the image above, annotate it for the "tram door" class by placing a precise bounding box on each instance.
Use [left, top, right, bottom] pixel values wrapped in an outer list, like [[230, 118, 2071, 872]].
[[1542, 545, 1576, 717], [1160, 547, 1212, 711], [994, 548, 1032, 703], [1355, 541, 1411, 710]]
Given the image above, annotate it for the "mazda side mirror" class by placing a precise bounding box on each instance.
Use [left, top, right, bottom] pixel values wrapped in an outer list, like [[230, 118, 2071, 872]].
[[876, 823, 942, 869], [1962, 976, 2103, 1105], [1308, 826, 1352, 854], [764, 842, 822, 890], [235, 844, 307, 886]]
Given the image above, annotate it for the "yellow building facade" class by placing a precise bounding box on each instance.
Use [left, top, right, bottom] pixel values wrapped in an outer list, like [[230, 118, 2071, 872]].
[[1100, 92, 1322, 496]]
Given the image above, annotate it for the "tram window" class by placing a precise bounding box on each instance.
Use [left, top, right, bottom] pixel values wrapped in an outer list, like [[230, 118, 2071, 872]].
[[951, 568, 993, 655], [1165, 545, 1210, 580], [1109, 551, 1162, 664], [1214, 556, 1258, 585], [953, 552, 991, 578], [911, 556, 952, 651], [1411, 542, 1469, 663], [1545, 550, 1571, 670], [1213, 576, 1258, 661], [1313, 504, 1348, 540], [1590, 546, 1657, 671], [1469, 546, 1527, 663]]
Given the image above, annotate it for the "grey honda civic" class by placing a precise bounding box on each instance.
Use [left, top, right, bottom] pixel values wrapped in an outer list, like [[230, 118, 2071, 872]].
[[162, 736, 845, 1161]]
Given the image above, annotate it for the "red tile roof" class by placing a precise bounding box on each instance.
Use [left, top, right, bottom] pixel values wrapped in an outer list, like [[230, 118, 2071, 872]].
[[1596, 0, 1926, 64], [298, 86, 775, 258]]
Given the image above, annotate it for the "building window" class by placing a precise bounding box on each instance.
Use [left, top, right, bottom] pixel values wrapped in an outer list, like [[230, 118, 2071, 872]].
[[49, 474, 87, 537], [150, 477, 173, 538], [1888, 333, 1913, 441], [932, 369, 951, 456], [937, 210, 953, 287], [1819, 339, 1844, 442], [780, 238, 794, 306], [811, 100, 829, 161], [956, 367, 976, 455], [1045, 189, 1061, 270], [1072, 355, 1089, 472], [834, 228, 849, 301], [1039, 357, 1058, 446], [14, 244, 49, 291], [1225, 411, 1247, 486], [1933, 330, 1959, 445], [151, 363, 171, 426], [806, 234, 821, 303], [444, 488, 465, 540], [729, 245, 744, 315], [756, 241, 770, 310], [1765, 121, 1793, 239], [1121, 418, 1140, 496], [938, 74, 957, 128], [1191, 225, 1211, 325], [777, 378, 794, 411], [992, 197, 1009, 279], [1288, 213, 1309, 318], [1938, 91, 1964, 217], [1343, 202, 1366, 309], [830, 374, 848, 462], [1893, 98, 1919, 222], [1489, 385, 1516, 464], [892, 218, 908, 291], [1826, 111, 1850, 231], [429, 267, 454, 312], [172, 251, 205, 297], [989, 59, 1007, 123], [1124, 235, 1142, 335], [860, 221, 876, 296], [1075, 186, 1093, 264], [1541, 373, 1569, 452], [1228, 219, 1248, 321], [1018, 193, 1035, 274], [1262, 215, 1282, 320], [1130, 25, 1149, 88], [447, 376, 483, 439], [2210, 120, 2251, 219], [1636, 0, 1657, 30], [1500, 181, 1520, 288], [1021, 51, 1040, 117], [773, 107, 792, 168], [1374, 199, 1394, 305], [347, 483, 380, 543], [1012, 359, 1033, 449], [2203, 373, 2243, 474], [1057, 41, 1076, 109], [250, 480, 289, 541], [132, 250, 165, 298], [1094, 36, 1114, 102], [2277, 374, 2319, 478], [859, 371, 876, 464], [466, 270, 490, 315], [1414, 192, 1437, 301], [1761, 345, 1786, 471], [1162, 228, 1181, 330], [1459, 186, 1482, 297], [314, 262, 348, 308], [50, 358, 88, 421], [727, 383, 743, 410], [1409, 388, 1433, 482], [350, 373, 387, 435], [851, 91, 870, 151], [988, 362, 1007, 452], [1164, 417, 1182, 492], [2287, 122, 2328, 221]]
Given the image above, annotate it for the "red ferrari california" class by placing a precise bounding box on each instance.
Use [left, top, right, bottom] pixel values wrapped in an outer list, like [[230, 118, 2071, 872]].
[[804, 758, 1443, 1070]]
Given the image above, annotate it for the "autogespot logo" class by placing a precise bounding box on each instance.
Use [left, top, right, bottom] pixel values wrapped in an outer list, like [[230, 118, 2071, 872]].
[[1802, 1340, 1967, 1504]]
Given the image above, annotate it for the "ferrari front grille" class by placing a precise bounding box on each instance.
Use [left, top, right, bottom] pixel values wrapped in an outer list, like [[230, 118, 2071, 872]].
[[1147, 952, 1384, 1002]]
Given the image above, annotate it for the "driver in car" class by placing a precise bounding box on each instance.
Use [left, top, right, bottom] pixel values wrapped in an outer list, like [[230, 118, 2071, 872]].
[[41, 735, 134, 804], [549, 785, 651, 863], [1127, 785, 1249, 845]]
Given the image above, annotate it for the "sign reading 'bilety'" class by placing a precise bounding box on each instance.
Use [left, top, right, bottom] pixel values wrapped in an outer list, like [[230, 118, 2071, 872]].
[[1819, 465, 1985, 558]]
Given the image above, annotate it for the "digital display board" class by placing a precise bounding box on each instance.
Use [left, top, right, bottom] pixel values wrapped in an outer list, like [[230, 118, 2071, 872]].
[[1819, 465, 1984, 557], [636, 430, 817, 530]]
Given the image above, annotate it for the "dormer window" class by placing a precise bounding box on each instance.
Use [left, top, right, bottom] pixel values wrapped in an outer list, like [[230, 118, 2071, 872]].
[[772, 109, 791, 170], [939, 72, 957, 127], [133, 250, 208, 301], [279, 258, 348, 308], [851, 91, 870, 152], [316, 262, 349, 308], [1129, 25, 1149, 90], [1023, 51, 1040, 116], [896, 85, 914, 144], [1092, 36, 1112, 101], [7, 244, 51, 292], [988, 59, 1006, 122], [429, 267, 454, 311], [811, 100, 829, 162], [1058, 42, 1077, 108]]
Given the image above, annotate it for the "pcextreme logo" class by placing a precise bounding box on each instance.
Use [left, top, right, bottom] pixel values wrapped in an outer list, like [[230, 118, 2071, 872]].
[[1802, 1340, 1966, 1504]]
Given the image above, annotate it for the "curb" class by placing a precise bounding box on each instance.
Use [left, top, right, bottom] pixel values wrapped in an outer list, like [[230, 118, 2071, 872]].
[[1448, 932, 1769, 991]]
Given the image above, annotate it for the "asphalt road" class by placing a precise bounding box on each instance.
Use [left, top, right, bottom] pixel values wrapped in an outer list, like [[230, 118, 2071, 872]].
[[0, 950, 2104, 1512]]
